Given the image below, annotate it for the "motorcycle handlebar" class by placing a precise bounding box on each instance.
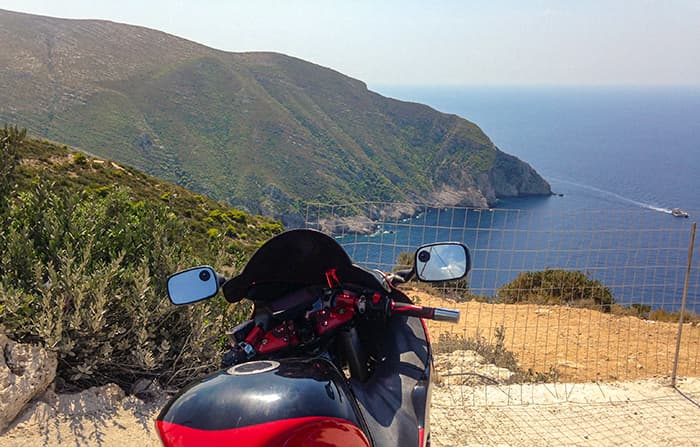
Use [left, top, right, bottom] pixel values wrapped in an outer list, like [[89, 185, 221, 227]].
[[390, 301, 460, 323]]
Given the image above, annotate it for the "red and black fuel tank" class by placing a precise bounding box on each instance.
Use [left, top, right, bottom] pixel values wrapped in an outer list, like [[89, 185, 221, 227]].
[[156, 357, 371, 447]]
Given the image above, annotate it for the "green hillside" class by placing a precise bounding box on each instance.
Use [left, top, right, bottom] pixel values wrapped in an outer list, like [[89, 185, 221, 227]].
[[0, 9, 551, 224], [7, 131, 283, 254]]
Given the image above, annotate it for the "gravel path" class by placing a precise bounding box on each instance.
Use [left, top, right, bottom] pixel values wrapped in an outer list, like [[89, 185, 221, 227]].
[[431, 378, 700, 447]]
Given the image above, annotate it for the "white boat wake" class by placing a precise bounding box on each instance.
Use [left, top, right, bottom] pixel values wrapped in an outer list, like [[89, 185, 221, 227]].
[[550, 178, 672, 214]]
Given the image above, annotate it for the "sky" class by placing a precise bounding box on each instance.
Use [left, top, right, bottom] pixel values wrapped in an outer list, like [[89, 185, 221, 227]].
[[1, 0, 699, 87]]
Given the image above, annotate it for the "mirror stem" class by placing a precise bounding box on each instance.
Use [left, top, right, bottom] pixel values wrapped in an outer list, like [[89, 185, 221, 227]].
[[393, 268, 415, 285], [216, 272, 227, 287]]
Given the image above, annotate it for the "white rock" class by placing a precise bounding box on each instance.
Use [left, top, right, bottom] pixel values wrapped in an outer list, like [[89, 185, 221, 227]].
[[0, 334, 58, 431]]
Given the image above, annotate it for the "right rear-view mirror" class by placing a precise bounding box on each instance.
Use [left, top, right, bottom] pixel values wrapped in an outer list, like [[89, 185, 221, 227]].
[[414, 243, 470, 282]]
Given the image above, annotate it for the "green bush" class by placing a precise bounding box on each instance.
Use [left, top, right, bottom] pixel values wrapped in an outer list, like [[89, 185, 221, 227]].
[[393, 251, 414, 272], [648, 308, 700, 324], [0, 182, 242, 391], [73, 152, 88, 165], [228, 209, 248, 223], [0, 128, 287, 392], [0, 126, 25, 212], [497, 269, 615, 312], [258, 221, 284, 236]]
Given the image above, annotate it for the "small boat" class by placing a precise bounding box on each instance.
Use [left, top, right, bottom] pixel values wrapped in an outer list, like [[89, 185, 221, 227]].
[[671, 208, 689, 218]]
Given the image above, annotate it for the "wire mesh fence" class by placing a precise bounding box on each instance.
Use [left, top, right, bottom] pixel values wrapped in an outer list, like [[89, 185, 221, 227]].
[[304, 202, 700, 384], [303, 202, 700, 445]]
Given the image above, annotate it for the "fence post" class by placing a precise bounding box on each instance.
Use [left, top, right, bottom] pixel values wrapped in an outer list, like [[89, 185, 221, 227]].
[[672, 221, 697, 387]]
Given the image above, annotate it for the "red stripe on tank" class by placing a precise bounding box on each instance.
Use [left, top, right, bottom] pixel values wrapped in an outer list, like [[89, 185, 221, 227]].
[[156, 416, 370, 447]]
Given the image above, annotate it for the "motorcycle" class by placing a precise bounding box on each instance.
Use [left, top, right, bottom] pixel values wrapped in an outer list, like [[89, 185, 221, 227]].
[[157, 228, 470, 447]]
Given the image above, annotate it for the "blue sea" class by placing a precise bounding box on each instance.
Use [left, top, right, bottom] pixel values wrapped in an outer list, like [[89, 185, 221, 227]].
[[336, 86, 700, 312]]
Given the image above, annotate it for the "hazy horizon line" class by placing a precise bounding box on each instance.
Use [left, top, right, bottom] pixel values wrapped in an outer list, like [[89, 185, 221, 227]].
[[371, 83, 700, 89]]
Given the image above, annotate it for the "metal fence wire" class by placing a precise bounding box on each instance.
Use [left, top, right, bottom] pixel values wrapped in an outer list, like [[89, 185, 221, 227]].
[[305, 202, 700, 445]]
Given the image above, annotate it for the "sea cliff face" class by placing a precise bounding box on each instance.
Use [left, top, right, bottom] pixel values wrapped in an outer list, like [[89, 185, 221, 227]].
[[488, 152, 552, 198], [312, 159, 553, 236], [427, 148, 551, 209]]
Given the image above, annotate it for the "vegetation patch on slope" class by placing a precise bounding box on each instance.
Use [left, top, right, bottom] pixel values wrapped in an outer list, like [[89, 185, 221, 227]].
[[0, 127, 282, 391]]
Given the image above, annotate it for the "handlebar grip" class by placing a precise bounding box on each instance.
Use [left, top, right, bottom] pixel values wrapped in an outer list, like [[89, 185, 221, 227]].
[[433, 308, 460, 323], [391, 302, 460, 323]]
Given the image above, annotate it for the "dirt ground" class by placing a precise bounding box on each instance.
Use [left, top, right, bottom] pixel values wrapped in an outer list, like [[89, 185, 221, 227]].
[[414, 290, 700, 382], [1, 388, 166, 447]]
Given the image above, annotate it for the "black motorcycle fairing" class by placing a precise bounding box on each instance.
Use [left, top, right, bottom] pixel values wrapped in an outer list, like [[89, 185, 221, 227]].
[[350, 313, 431, 447], [222, 229, 389, 303], [157, 357, 370, 436]]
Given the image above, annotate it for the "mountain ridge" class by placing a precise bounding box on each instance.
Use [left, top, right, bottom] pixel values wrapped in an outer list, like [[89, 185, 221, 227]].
[[0, 9, 551, 224]]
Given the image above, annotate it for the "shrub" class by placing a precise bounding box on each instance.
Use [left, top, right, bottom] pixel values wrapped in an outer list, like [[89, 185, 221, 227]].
[[73, 152, 87, 165], [611, 303, 652, 319], [648, 308, 700, 324], [0, 182, 243, 391], [393, 251, 414, 272], [0, 125, 25, 212], [434, 327, 558, 383], [435, 326, 519, 371], [258, 221, 284, 236], [229, 209, 248, 223], [497, 269, 615, 312], [208, 209, 225, 221], [0, 129, 287, 392], [434, 278, 471, 301]]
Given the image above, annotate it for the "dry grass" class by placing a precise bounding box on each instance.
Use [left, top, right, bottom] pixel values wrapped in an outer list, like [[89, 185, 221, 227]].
[[411, 288, 700, 382]]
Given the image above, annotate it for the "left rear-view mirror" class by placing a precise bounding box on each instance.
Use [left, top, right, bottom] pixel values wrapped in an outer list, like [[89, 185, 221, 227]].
[[167, 266, 220, 305], [414, 243, 470, 283]]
